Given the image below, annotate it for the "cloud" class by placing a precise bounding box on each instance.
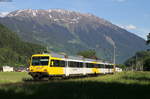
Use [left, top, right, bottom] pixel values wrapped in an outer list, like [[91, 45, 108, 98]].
[[117, 24, 148, 39], [119, 24, 137, 30], [134, 28, 150, 39], [125, 24, 137, 30], [115, 23, 148, 39]]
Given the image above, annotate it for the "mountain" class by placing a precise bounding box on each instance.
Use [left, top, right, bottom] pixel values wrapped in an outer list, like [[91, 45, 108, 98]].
[[0, 23, 45, 67], [0, 9, 147, 63]]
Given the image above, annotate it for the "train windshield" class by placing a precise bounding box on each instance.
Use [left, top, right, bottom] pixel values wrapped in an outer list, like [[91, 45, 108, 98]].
[[32, 56, 49, 66]]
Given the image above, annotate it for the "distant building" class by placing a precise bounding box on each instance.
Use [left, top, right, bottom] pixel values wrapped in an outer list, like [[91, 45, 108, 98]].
[[2, 66, 14, 72], [115, 67, 122, 72]]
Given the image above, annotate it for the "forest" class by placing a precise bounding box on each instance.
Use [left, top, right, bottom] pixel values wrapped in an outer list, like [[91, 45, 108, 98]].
[[0, 24, 45, 67]]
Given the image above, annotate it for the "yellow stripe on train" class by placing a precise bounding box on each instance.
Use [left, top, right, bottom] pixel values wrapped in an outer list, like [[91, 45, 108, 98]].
[[48, 67, 64, 75], [92, 68, 100, 74]]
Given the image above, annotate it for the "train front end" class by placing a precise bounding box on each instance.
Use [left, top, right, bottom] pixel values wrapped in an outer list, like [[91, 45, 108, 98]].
[[29, 54, 50, 80]]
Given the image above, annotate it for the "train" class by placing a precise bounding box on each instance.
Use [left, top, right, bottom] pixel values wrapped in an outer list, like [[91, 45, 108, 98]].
[[28, 52, 120, 80]]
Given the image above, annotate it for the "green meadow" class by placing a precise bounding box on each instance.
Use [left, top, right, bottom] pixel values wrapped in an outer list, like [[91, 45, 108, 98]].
[[0, 72, 150, 99]]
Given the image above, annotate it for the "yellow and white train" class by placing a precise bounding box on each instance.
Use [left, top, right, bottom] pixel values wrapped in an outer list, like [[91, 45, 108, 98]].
[[29, 52, 115, 80]]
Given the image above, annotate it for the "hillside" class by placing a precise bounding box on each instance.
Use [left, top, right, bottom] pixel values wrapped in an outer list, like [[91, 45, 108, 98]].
[[0, 9, 147, 63], [0, 24, 45, 67]]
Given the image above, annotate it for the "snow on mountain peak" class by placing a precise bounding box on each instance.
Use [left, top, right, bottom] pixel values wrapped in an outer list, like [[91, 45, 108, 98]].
[[0, 12, 10, 17], [3, 9, 111, 26]]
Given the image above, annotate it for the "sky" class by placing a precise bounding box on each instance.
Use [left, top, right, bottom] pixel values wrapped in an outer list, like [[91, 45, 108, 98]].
[[0, 0, 150, 39]]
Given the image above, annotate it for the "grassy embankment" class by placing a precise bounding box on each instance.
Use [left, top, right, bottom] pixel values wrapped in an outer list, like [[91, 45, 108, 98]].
[[0, 72, 150, 99]]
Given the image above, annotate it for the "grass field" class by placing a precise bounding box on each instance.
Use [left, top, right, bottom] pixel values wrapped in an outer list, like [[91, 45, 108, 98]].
[[0, 72, 150, 99], [0, 72, 31, 84]]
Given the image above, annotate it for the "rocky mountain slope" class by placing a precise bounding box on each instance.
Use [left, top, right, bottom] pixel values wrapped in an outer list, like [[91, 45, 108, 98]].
[[0, 9, 147, 63]]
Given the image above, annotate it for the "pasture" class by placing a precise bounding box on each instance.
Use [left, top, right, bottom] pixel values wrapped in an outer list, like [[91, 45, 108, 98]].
[[0, 72, 150, 99]]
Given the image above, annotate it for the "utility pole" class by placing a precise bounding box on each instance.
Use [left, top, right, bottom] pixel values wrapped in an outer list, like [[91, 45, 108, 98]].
[[105, 36, 116, 73], [135, 54, 138, 71], [113, 44, 116, 72]]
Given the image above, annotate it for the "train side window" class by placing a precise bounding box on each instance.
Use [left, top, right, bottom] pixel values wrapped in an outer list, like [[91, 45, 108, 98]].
[[94, 64, 99, 68], [79, 62, 83, 67], [68, 61, 83, 68], [105, 65, 108, 68], [105, 65, 113, 69], [76, 62, 83, 68], [68, 61, 74, 67], [50, 60, 65, 67], [60, 61, 65, 67], [75, 62, 78, 67], [74, 62, 77, 67], [86, 63, 88, 68], [91, 63, 94, 68], [97, 64, 100, 68], [54, 60, 59, 67], [87, 63, 89, 68], [100, 64, 104, 68], [86, 63, 94, 68], [110, 65, 113, 69], [77, 62, 79, 67]]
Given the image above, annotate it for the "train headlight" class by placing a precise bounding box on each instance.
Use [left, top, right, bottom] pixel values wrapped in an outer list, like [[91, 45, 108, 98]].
[[44, 69, 47, 72]]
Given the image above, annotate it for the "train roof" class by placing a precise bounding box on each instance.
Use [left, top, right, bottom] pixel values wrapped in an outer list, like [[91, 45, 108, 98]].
[[51, 52, 66, 58], [32, 52, 113, 64]]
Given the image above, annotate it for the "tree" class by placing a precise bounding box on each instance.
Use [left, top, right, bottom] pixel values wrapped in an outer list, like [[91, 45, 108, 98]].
[[142, 33, 150, 71], [77, 50, 98, 59], [124, 51, 150, 71], [0, 24, 46, 67], [146, 33, 150, 45], [143, 57, 150, 71], [124, 33, 150, 71]]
